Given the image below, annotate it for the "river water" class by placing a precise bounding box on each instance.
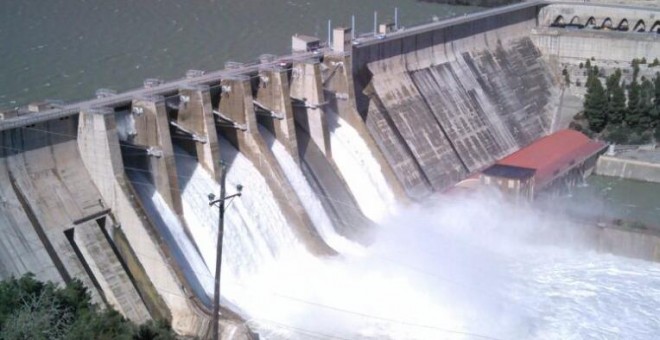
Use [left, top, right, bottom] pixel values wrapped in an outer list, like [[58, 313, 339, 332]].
[[0, 0, 479, 109], [546, 175, 660, 229]]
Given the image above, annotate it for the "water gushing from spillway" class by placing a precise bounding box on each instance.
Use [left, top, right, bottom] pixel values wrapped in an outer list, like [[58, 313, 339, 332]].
[[258, 126, 362, 254], [327, 113, 397, 222], [124, 168, 213, 304], [143, 138, 659, 339], [175, 139, 302, 284]]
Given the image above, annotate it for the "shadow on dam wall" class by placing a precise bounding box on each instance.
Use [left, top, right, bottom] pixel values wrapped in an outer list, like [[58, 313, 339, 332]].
[[352, 5, 557, 198]]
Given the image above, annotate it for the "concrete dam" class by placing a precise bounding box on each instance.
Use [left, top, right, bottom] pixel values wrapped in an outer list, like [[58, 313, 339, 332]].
[[1, 1, 659, 338]]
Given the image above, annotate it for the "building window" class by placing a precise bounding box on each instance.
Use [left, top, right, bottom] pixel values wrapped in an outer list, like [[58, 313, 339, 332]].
[[508, 180, 515, 189]]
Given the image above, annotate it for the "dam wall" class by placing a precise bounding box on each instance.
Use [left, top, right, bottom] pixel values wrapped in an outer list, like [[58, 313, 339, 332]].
[[2, 2, 659, 337], [352, 5, 556, 198], [77, 109, 213, 336], [217, 75, 335, 256], [0, 117, 151, 323]]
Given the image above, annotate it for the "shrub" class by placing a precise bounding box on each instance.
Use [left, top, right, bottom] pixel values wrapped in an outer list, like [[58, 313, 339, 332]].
[[605, 125, 631, 144]]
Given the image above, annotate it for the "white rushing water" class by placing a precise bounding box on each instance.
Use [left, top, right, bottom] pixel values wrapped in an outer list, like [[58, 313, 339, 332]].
[[152, 138, 660, 340], [175, 140, 301, 284], [115, 110, 136, 142], [328, 113, 397, 222], [258, 126, 362, 254], [125, 169, 213, 301]]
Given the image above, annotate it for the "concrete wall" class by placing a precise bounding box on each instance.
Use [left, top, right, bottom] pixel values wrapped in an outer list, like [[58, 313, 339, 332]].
[[2, 118, 106, 305], [352, 6, 556, 198], [255, 65, 299, 163], [290, 59, 332, 158], [533, 28, 660, 62], [175, 85, 222, 182], [595, 155, 660, 183], [538, 3, 660, 29], [72, 220, 150, 323], [77, 109, 212, 336], [322, 53, 408, 202], [131, 96, 184, 217], [218, 77, 335, 256]]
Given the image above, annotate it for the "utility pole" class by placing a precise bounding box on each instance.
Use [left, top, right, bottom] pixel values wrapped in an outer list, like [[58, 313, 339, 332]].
[[208, 162, 242, 340]]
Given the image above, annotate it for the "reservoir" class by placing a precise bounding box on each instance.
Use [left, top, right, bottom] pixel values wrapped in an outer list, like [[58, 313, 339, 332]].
[[0, 0, 479, 109]]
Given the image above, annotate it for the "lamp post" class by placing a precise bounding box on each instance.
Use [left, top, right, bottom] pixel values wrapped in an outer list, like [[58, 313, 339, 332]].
[[208, 162, 242, 340]]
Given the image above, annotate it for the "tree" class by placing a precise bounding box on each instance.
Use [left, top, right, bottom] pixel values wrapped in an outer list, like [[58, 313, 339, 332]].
[[608, 80, 627, 125], [626, 80, 642, 128], [0, 274, 175, 340], [633, 61, 641, 83], [584, 74, 608, 132], [640, 78, 655, 128], [654, 73, 660, 122]]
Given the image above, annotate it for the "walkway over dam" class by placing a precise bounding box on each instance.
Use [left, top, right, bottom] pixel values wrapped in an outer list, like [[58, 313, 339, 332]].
[[1, 1, 659, 338]]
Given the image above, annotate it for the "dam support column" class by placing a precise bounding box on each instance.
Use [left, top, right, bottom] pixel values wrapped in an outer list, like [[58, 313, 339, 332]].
[[175, 85, 222, 181], [131, 96, 183, 216], [77, 108, 214, 337], [290, 58, 332, 158], [255, 64, 299, 163], [218, 76, 334, 256]]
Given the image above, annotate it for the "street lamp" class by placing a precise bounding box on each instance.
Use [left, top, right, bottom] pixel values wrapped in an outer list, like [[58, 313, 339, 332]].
[[208, 162, 242, 340]]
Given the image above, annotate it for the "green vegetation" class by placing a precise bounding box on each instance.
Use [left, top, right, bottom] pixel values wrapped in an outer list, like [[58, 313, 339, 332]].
[[0, 274, 176, 340], [575, 58, 660, 144]]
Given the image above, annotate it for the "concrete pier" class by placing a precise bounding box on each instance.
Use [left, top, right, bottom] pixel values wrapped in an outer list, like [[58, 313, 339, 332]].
[[255, 65, 299, 163], [218, 76, 335, 256], [290, 59, 332, 158], [175, 85, 222, 182], [77, 109, 211, 336], [131, 96, 184, 216]]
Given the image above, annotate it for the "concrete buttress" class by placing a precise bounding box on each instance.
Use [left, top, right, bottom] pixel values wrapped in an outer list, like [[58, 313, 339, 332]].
[[255, 65, 299, 163], [131, 96, 184, 217], [77, 108, 212, 337], [175, 85, 222, 182], [290, 59, 332, 158], [218, 76, 335, 256]]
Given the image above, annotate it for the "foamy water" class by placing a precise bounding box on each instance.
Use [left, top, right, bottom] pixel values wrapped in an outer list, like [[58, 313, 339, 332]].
[[328, 114, 397, 222], [259, 126, 362, 254], [123, 134, 660, 340], [170, 140, 660, 339]]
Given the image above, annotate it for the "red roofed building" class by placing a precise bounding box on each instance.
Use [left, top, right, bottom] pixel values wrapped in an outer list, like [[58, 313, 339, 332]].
[[481, 129, 607, 200]]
